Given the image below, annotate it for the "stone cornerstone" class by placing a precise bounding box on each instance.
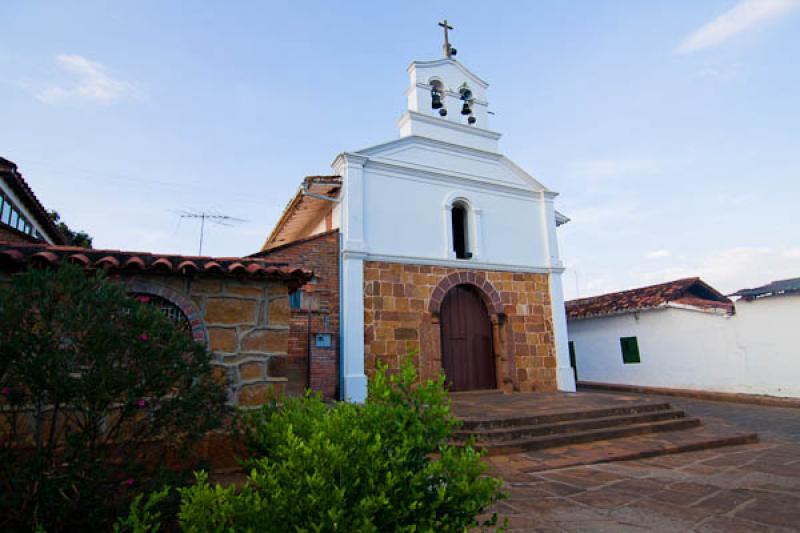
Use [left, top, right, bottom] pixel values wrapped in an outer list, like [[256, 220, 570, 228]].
[[363, 261, 558, 392]]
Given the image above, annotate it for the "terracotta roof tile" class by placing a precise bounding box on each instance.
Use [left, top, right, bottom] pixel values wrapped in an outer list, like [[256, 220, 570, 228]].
[[566, 277, 732, 320], [0, 240, 312, 284]]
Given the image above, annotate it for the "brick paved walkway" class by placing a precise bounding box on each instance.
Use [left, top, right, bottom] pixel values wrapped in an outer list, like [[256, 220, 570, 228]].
[[484, 392, 800, 532]]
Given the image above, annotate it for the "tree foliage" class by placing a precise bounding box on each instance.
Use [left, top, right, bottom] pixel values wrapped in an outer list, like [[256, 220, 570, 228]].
[[48, 210, 93, 248], [0, 263, 228, 531]]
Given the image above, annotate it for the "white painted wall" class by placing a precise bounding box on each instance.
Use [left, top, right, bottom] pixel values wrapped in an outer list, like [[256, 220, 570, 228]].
[[568, 293, 800, 398]]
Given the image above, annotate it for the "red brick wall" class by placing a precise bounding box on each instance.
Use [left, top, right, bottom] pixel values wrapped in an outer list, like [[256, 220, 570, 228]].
[[363, 262, 557, 393], [261, 231, 340, 399]]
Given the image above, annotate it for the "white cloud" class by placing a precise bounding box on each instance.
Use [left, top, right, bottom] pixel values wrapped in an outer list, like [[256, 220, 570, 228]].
[[37, 54, 137, 104], [645, 249, 672, 259], [677, 0, 800, 54]]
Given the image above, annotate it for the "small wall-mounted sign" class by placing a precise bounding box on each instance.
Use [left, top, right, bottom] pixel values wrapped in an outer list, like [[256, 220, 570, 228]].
[[315, 333, 333, 349]]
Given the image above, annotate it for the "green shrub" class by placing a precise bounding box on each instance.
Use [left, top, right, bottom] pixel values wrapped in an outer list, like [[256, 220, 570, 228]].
[[0, 264, 229, 531], [175, 359, 504, 532]]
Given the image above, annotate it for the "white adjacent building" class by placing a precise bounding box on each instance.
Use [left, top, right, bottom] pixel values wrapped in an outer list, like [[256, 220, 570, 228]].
[[566, 277, 800, 399]]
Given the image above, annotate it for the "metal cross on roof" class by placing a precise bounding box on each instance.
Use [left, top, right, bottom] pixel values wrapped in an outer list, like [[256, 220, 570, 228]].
[[438, 19, 454, 58]]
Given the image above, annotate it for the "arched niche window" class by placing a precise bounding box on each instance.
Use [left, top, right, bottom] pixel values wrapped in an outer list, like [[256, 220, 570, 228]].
[[451, 200, 472, 259], [131, 293, 192, 336]]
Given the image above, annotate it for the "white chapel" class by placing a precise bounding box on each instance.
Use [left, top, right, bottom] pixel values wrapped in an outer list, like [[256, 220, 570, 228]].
[[263, 23, 576, 402]]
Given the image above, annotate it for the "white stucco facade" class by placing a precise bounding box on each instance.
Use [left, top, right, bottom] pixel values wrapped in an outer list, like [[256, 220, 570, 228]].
[[333, 57, 574, 401], [568, 293, 800, 398]]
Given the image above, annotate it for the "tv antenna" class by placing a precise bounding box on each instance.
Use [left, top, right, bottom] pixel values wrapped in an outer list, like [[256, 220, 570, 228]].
[[177, 210, 246, 255]]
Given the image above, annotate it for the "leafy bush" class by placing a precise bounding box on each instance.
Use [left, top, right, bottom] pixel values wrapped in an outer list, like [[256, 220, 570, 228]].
[[174, 359, 504, 532], [0, 264, 228, 531]]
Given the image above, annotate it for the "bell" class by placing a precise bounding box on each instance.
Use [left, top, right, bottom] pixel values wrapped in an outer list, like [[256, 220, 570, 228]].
[[439, 108, 448, 117], [430, 86, 443, 109], [461, 101, 471, 115]]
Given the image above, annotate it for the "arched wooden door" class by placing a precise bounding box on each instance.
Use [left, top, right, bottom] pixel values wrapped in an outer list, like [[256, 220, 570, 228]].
[[440, 284, 496, 391]]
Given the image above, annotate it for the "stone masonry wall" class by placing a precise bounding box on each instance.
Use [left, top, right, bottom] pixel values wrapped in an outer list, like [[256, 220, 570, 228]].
[[257, 230, 340, 399], [126, 274, 291, 407], [363, 262, 557, 392]]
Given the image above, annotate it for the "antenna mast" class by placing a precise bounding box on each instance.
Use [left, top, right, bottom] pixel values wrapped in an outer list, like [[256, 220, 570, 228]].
[[178, 210, 245, 255]]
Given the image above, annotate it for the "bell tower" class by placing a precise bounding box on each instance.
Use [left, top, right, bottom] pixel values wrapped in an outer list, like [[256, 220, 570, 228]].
[[398, 21, 501, 152]]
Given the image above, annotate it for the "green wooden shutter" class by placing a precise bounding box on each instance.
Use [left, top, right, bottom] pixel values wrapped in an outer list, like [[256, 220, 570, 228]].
[[620, 337, 640, 364], [568, 341, 578, 380]]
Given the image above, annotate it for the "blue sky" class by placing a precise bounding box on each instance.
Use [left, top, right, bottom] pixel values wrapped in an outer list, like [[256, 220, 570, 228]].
[[1, 0, 798, 299]]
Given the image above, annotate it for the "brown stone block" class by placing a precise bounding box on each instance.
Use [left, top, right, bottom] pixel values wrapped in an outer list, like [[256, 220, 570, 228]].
[[210, 364, 229, 386], [535, 344, 552, 357], [379, 270, 400, 283], [241, 329, 288, 353], [208, 327, 237, 353], [395, 327, 418, 340], [409, 298, 425, 311], [226, 284, 264, 297], [205, 298, 257, 325], [396, 298, 410, 311], [238, 383, 282, 406], [192, 278, 223, 294], [370, 339, 386, 355], [239, 361, 265, 381], [268, 297, 290, 326], [517, 368, 528, 382], [364, 268, 379, 281]]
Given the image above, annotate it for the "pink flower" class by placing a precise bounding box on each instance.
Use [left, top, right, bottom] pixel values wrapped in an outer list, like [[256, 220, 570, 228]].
[[1, 387, 10, 396], [125, 477, 134, 487], [139, 334, 149, 342], [136, 399, 146, 408]]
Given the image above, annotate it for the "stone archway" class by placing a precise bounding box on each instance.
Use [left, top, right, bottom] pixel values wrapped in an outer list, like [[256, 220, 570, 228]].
[[429, 271, 504, 318], [126, 279, 208, 346], [428, 271, 511, 391]]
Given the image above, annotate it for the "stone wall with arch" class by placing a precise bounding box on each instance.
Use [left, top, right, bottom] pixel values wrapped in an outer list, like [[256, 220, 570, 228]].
[[363, 261, 558, 392], [122, 274, 293, 406]]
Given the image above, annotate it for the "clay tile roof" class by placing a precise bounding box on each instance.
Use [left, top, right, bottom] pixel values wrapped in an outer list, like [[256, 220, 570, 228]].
[[124, 256, 146, 269], [566, 277, 732, 320], [95, 256, 120, 269], [177, 260, 200, 273], [0, 241, 312, 285], [151, 257, 173, 271], [68, 253, 90, 266]]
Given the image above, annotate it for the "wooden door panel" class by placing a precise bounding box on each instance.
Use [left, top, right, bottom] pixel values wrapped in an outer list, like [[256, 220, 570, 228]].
[[440, 284, 496, 391]]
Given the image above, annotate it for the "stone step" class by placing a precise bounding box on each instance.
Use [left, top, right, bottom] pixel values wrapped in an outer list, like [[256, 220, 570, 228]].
[[502, 429, 760, 473], [458, 402, 673, 431], [454, 408, 687, 443], [472, 417, 704, 456]]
